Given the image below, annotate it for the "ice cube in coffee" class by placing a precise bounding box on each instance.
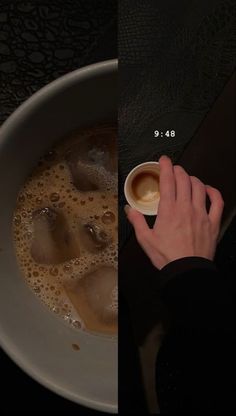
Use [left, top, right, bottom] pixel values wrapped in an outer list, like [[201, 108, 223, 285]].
[[64, 266, 117, 335], [31, 207, 80, 264], [80, 221, 112, 253], [66, 123, 117, 192]]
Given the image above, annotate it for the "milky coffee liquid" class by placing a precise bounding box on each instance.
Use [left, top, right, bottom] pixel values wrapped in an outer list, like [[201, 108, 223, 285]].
[[12, 123, 118, 335]]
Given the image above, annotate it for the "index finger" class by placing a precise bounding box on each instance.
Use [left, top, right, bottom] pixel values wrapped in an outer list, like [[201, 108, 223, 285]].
[[158, 155, 176, 208]]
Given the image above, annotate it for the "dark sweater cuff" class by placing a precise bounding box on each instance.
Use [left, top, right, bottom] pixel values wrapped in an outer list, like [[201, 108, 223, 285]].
[[159, 256, 218, 287]]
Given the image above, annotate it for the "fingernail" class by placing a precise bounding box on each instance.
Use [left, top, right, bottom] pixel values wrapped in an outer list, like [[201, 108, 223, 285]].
[[124, 204, 131, 215], [159, 155, 169, 161]]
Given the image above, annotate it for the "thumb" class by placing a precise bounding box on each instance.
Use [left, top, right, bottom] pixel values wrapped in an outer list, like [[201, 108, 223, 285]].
[[124, 205, 151, 243]]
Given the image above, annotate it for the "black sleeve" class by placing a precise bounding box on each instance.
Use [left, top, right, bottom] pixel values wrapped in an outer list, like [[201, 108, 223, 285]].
[[156, 256, 235, 414]]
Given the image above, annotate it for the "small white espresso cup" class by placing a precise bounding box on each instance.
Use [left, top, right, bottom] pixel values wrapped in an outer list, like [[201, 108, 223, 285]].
[[124, 161, 160, 215]]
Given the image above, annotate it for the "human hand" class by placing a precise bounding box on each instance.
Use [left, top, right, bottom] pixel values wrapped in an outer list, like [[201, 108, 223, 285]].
[[125, 156, 224, 270]]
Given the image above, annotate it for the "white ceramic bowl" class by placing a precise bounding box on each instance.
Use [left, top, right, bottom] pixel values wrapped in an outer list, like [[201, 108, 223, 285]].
[[0, 60, 118, 413]]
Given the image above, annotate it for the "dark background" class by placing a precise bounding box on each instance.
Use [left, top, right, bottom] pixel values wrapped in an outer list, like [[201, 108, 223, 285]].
[[118, 0, 236, 413], [119, 0, 236, 360], [118, 0, 236, 300], [119, 0, 236, 249], [0, 0, 236, 415], [0, 1, 116, 415]]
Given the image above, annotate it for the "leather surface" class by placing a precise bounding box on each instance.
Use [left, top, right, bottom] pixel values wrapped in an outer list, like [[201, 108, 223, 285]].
[[119, 3, 236, 411], [0, 0, 117, 123], [119, 0, 236, 249], [179, 71, 236, 237]]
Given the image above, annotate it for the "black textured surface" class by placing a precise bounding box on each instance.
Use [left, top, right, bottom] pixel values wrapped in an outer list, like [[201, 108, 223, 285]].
[[119, 0, 236, 413], [119, 0, 236, 249], [178, 71, 236, 234], [0, 1, 116, 415], [0, 0, 117, 123]]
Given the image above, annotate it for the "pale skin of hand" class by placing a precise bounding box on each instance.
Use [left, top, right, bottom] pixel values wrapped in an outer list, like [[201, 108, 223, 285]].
[[125, 155, 224, 270]]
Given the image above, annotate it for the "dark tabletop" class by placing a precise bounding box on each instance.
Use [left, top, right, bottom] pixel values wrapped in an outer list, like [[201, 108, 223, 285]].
[[119, 0, 236, 412], [0, 1, 116, 414]]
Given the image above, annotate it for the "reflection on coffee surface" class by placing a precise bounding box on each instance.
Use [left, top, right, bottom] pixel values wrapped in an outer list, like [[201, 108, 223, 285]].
[[131, 171, 160, 203], [13, 123, 118, 335]]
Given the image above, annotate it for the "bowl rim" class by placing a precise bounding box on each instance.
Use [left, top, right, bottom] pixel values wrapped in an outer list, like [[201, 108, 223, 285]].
[[0, 58, 118, 414], [0, 58, 118, 147]]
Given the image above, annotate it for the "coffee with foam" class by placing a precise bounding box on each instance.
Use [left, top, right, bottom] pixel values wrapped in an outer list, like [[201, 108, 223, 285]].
[[124, 161, 160, 216], [12, 123, 118, 336], [131, 171, 160, 203]]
